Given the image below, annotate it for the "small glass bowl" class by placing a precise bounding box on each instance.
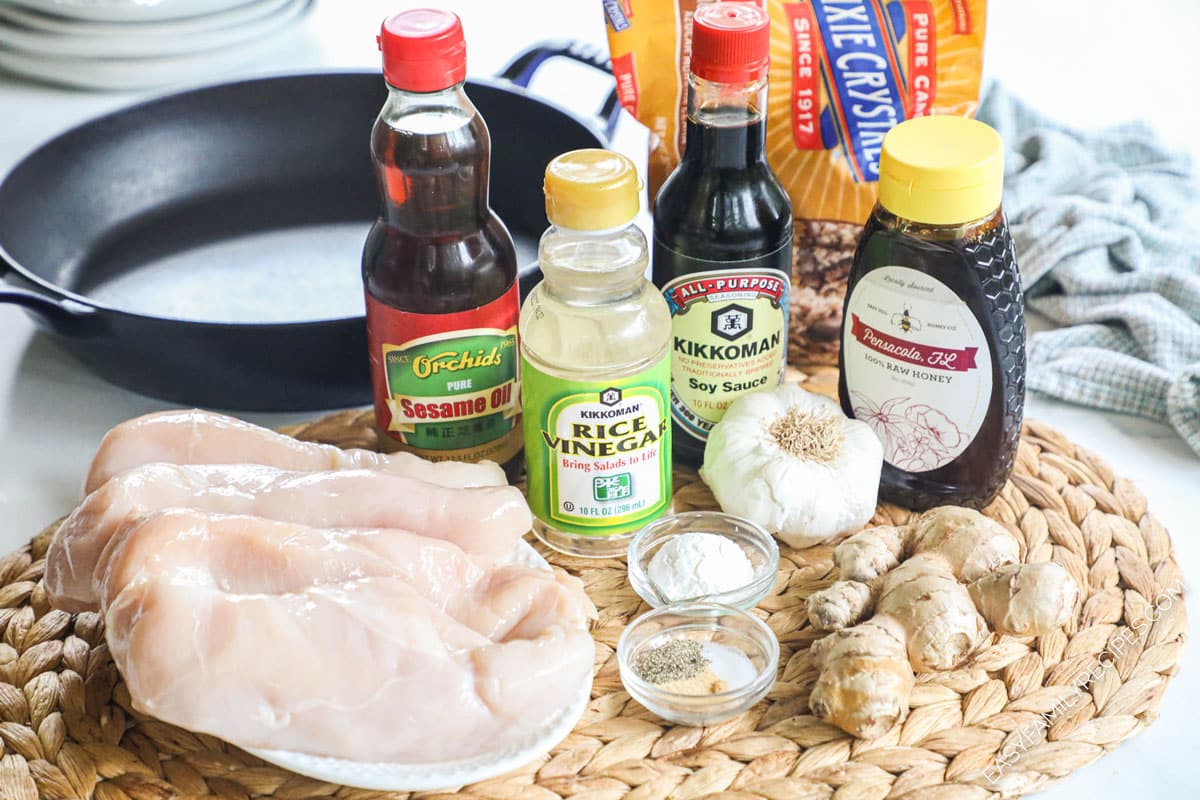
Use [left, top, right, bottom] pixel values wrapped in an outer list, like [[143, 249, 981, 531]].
[[617, 601, 779, 726], [627, 511, 779, 610]]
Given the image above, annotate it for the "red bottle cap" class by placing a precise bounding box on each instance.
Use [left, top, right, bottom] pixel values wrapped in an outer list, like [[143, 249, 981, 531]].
[[690, 2, 771, 84], [377, 8, 467, 93]]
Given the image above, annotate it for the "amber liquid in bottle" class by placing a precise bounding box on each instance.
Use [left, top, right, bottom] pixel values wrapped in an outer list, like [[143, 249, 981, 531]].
[[838, 208, 1026, 509], [654, 82, 793, 466], [363, 85, 522, 479], [364, 95, 516, 314]]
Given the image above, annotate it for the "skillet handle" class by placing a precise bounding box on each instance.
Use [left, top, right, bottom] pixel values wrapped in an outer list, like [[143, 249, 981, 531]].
[[498, 41, 621, 142], [0, 249, 96, 335]]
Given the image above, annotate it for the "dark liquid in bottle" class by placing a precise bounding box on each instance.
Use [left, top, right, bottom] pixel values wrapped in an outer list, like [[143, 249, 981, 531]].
[[838, 209, 1026, 509], [364, 109, 516, 312], [653, 110, 793, 465], [364, 105, 522, 480]]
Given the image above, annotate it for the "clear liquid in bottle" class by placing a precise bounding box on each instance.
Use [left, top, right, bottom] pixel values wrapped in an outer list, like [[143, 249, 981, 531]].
[[522, 150, 672, 557]]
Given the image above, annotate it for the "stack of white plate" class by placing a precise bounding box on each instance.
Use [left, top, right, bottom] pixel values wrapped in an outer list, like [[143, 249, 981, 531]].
[[0, 0, 313, 90]]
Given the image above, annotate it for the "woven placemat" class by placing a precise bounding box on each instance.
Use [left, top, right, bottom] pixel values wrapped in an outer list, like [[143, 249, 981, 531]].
[[0, 370, 1187, 800]]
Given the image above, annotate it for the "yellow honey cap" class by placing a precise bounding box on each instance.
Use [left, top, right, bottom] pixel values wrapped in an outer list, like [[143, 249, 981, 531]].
[[878, 115, 1004, 226], [544, 149, 641, 231]]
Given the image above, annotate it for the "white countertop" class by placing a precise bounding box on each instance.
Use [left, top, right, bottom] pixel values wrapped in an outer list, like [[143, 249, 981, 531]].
[[0, 1, 1196, 797]]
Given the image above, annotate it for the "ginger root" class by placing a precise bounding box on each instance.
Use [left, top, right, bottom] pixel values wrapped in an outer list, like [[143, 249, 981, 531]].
[[807, 506, 1080, 739]]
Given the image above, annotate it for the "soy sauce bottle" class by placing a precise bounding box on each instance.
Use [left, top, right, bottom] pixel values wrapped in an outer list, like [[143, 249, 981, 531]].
[[364, 9, 522, 478], [839, 116, 1026, 510], [653, 2, 792, 466]]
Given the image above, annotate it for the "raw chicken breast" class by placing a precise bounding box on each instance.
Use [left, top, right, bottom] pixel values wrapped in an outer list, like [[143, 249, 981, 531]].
[[47, 464, 531, 612], [75, 411, 597, 764], [95, 508, 596, 761], [84, 409, 505, 494], [91, 509, 593, 639], [106, 574, 594, 762]]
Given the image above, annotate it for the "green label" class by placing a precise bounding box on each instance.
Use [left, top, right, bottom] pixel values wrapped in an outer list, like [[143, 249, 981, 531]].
[[522, 355, 672, 537], [381, 329, 521, 457], [385, 332, 514, 398]]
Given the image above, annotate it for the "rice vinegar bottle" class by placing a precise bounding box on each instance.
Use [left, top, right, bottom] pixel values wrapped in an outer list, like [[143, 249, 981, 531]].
[[521, 150, 672, 558]]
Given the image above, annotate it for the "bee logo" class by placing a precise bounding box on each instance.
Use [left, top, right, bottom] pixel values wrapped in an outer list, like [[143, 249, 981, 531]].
[[892, 308, 922, 334]]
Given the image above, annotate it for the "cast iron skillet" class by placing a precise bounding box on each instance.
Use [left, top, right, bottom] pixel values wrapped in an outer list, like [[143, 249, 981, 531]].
[[0, 42, 616, 411]]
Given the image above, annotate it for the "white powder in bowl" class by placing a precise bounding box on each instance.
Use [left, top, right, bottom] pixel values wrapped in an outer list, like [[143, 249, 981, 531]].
[[646, 532, 756, 603], [703, 641, 757, 690]]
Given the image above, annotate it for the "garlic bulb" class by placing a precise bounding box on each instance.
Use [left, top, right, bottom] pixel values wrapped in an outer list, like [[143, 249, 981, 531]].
[[700, 383, 883, 548]]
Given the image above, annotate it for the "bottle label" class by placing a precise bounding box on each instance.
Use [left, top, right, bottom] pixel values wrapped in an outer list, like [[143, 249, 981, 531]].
[[522, 355, 671, 537], [659, 261, 790, 442], [366, 284, 522, 464], [842, 266, 993, 472]]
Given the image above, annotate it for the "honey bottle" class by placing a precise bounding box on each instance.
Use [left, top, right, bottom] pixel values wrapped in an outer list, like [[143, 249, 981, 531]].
[[839, 115, 1026, 509]]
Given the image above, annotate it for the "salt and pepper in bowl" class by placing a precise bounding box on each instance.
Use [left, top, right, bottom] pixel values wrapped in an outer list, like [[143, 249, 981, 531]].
[[620, 511, 782, 725], [616, 601, 779, 726]]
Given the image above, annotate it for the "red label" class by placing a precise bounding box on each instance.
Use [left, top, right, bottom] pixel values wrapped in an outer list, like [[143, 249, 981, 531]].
[[663, 272, 789, 313], [851, 314, 978, 372], [785, 2, 823, 150], [906, 1, 937, 117], [612, 52, 640, 116], [366, 283, 522, 463], [950, 0, 972, 34]]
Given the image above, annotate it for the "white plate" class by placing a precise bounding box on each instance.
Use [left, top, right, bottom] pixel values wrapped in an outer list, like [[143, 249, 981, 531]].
[[0, 0, 292, 39], [0, 0, 301, 59], [247, 684, 592, 791], [245, 541, 594, 792], [10, 0, 253, 23], [0, 0, 311, 90]]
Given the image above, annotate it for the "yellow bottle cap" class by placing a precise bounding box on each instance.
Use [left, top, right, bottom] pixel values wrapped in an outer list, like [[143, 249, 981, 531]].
[[878, 115, 1004, 226], [544, 149, 641, 231]]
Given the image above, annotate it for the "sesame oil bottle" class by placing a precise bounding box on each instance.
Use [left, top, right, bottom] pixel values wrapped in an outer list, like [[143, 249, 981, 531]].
[[364, 10, 522, 478]]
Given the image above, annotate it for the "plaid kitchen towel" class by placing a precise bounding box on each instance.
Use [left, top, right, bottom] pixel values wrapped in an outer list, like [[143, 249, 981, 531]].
[[977, 86, 1200, 456]]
